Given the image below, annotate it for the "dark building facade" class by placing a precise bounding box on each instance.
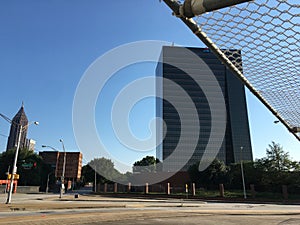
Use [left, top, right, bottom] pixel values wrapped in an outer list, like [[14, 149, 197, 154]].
[[156, 46, 252, 172], [6, 104, 28, 151]]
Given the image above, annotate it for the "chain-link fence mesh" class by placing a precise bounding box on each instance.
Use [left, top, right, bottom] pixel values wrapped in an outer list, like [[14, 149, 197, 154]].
[[175, 0, 299, 134]]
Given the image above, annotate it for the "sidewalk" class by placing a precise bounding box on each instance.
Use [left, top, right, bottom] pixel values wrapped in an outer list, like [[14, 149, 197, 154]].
[[1, 193, 299, 216], [0, 193, 205, 212]]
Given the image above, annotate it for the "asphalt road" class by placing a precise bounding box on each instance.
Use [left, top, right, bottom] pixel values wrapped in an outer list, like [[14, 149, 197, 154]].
[[0, 192, 299, 225]]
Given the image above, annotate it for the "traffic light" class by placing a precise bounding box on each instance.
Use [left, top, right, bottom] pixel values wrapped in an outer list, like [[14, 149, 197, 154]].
[[33, 162, 37, 168], [7, 174, 20, 180]]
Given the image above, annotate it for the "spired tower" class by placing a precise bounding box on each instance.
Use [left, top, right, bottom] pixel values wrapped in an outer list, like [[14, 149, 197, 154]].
[[6, 103, 28, 151]]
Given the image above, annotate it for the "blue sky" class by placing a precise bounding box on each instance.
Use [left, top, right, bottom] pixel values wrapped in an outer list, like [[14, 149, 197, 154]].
[[0, 1, 299, 172]]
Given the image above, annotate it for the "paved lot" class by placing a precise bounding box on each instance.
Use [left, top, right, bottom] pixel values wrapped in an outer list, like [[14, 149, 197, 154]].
[[0, 193, 299, 224]]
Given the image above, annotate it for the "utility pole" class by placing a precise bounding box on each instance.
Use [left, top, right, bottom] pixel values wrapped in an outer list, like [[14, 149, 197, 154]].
[[59, 139, 66, 199], [240, 146, 247, 199]]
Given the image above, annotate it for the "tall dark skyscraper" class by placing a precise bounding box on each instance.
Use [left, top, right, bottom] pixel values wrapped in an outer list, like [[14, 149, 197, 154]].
[[156, 46, 253, 172], [6, 103, 28, 151]]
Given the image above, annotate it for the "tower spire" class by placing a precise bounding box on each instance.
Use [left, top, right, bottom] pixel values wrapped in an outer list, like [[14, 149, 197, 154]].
[[6, 103, 28, 151]]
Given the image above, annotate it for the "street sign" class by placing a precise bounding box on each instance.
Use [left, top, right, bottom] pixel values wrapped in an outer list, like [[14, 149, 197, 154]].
[[22, 163, 33, 169]]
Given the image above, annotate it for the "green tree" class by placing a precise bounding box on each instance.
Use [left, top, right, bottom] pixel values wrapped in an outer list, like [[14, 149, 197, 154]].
[[133, 156, 159, 173], [0, 148, 50, 187], [252, 142, 300, 192], [81, 157, 124, 185], [227, 161, 265, 190], [81, 164, 94, 184], [188, 159, 228, 189], [261, 142, 299, 172], [188, 142, 300, 194]]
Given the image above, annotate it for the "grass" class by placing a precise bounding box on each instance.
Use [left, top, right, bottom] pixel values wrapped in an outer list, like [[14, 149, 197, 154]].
[[193, 189, 300, 201], [195, 189, 244, 198], [95, 189, 300, 202]]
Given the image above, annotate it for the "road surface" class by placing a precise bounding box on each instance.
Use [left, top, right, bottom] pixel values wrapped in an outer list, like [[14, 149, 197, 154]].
[[0, 193, 299, 224]]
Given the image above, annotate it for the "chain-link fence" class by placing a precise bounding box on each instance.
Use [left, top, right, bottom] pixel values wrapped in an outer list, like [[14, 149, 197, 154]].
[[163, 0, 300, 141]]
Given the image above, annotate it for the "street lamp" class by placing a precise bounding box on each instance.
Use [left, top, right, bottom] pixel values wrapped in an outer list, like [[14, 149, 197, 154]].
[[46, 171, 53, 194], [0, 133, 8, 138], [59, 139, 66, 199], [42, 141, 66, 198], [41, 145, 59, 178], [41, 145, 58, 151], [240, 146, 247, 199], [273, 121, 300, 141], [0, 113, 38, 204]]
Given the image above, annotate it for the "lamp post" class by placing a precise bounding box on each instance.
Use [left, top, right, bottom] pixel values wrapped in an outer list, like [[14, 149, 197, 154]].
[[41, 145, 59, 178], [0, 133, 8, 138], [59, 139, 66, 199], [42, 141, 66, 198], [46, 171, 53, 194], [5, 166, 10, 194], [94, 166, 97, 193], [0, 113, 39, 204], [274, 121, 300, 142], [240, 146, 247, 199]]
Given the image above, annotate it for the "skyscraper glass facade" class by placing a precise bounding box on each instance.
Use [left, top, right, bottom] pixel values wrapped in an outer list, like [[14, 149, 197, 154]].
[[156, 46, 252, 171]]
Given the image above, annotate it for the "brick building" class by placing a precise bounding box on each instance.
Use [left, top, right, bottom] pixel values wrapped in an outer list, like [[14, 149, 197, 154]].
[[39, 151, 83, 181]]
